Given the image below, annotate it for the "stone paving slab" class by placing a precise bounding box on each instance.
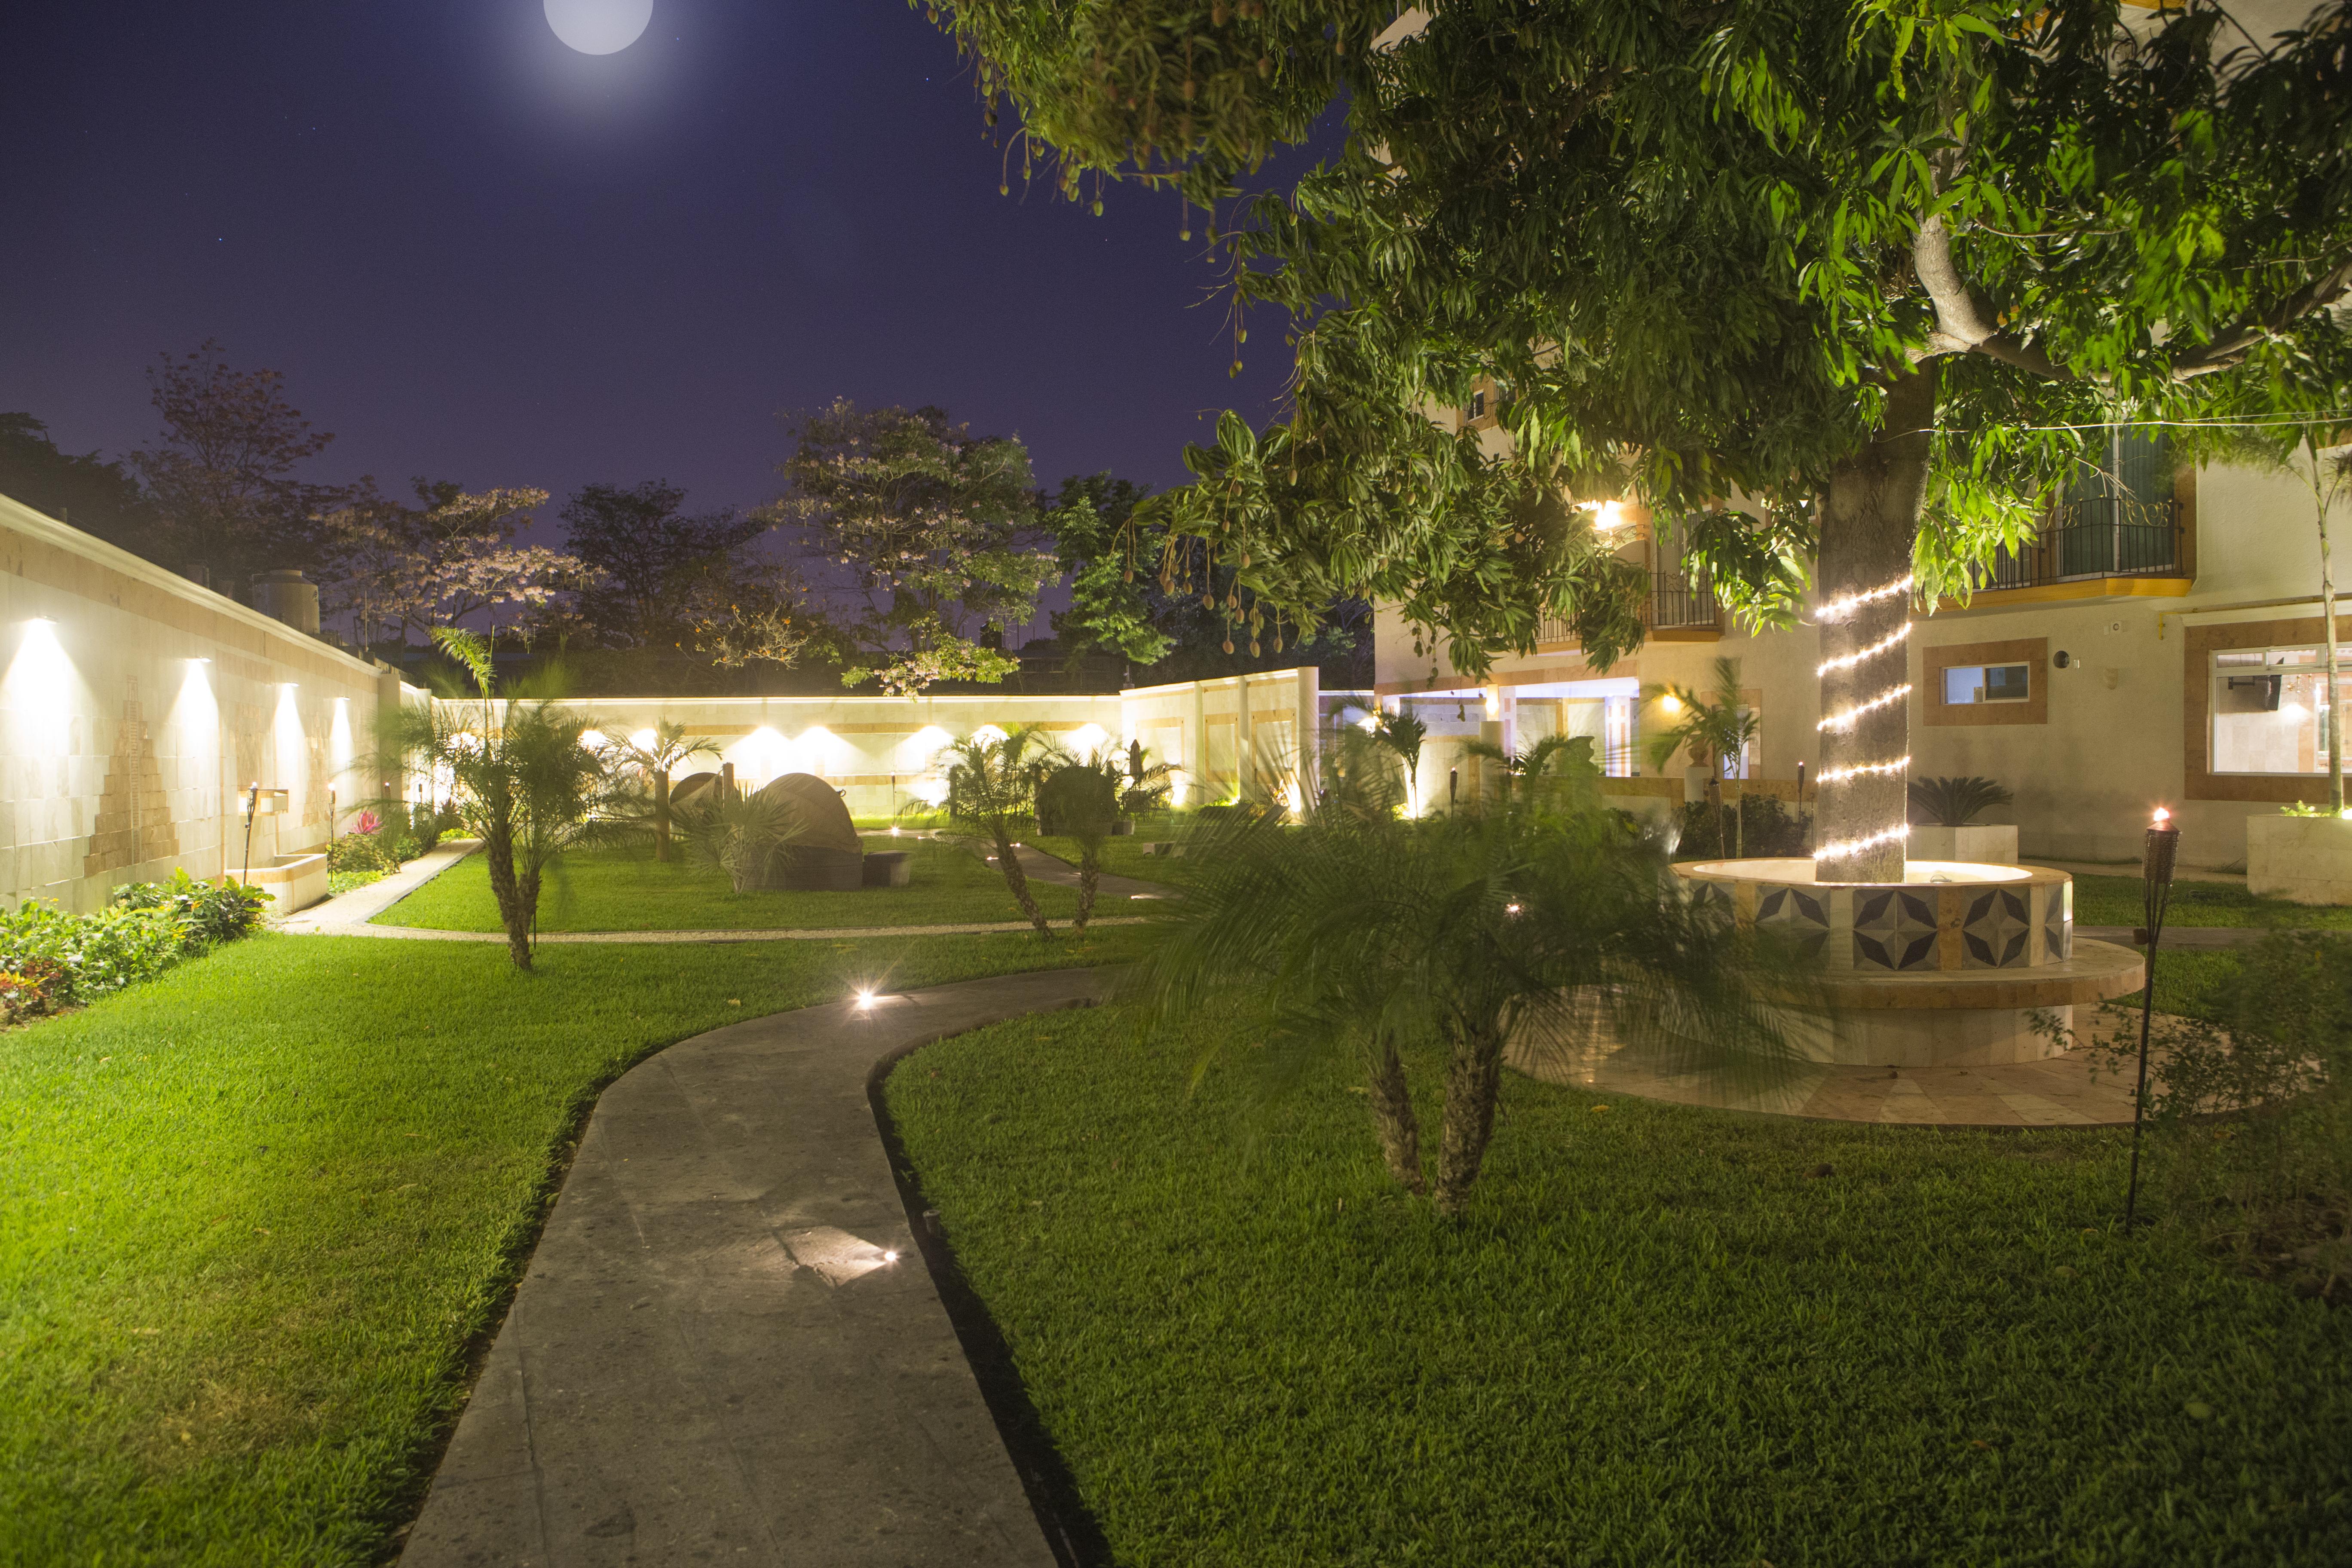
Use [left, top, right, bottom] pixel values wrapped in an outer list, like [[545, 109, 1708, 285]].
[[401, 968, 1114, 1568]]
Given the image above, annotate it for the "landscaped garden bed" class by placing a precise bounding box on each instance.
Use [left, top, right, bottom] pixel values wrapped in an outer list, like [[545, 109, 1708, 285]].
[[371, 835, 1081, 933], [885, 1004, 2352, 1565], [0, 925, 1148, 1564]]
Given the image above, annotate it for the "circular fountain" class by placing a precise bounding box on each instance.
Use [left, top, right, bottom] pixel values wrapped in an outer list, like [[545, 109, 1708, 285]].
[[1672, 858, 2147, 1067]]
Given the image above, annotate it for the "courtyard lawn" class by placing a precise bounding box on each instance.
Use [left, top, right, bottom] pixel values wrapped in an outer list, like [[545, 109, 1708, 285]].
[[2064, 872, 2352, 930], [1026, 834, 1189, 889], [0, 925, 1146, 1567], [885, 1006, 2352, 1567], [372, 835, 1081, 933]]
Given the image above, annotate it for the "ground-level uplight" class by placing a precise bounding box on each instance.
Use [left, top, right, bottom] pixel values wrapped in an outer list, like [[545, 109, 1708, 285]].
[[856, 989, 877, 1008], [882, 1250, 899, 1263]]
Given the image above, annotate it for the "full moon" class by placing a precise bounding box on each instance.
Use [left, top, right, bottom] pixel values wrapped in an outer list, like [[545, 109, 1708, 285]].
[[545, 0, 653, 55]]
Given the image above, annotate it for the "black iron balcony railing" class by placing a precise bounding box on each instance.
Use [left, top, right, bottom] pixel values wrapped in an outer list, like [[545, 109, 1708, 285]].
[[1646, 561, 1720, 630], [1969, 497, 2184, 592]]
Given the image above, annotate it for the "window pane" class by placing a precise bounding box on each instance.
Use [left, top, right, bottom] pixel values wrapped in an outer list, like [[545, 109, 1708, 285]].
[[1943, 665, 1987, 704], [2211, 647, 2352, 773], [1984, 664, 2030, 702]]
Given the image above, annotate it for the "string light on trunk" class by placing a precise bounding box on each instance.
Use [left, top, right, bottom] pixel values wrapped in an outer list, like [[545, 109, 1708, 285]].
[[1816, 622, 1911, 676], [1817, 683, 1912, 732], [1813, 822, 1911, 863], [1815, 574, 1914, 624], [1814, 755, 1911, 785]]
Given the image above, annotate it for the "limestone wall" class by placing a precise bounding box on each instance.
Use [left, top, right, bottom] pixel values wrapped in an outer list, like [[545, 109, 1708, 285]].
[[0, 493, 392, 913]]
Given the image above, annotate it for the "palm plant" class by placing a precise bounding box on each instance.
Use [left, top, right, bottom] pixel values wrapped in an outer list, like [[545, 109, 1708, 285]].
[[1907, 775, 2015, 828], [1460, 732, 1604, 812], [1120, 738, 1180, 817], [1645, 656, 1759, 857], [933, 726, 1066, 940], [1142, 774, 1818, 1216], [599, 720, 720, 861], [1036, 753, 1122, 928], [392, 628, 610, 969], [1368, 709, 1427, 816], [675, 790, 804, 893]]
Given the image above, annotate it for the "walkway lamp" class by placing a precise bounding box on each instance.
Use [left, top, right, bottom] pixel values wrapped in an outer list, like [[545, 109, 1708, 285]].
[[2123, 806, 2181, 1232]]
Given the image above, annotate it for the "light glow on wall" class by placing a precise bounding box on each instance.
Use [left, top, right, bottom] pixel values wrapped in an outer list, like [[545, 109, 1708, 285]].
[[796, 726, 839, 778], [1071, 723, 1108, 756], [630, 728, 657, 750], [971, 723, 1008, 747], [329, 698, 355, 823], [727, 726, 792, 789], [5, 619, 76, 763]]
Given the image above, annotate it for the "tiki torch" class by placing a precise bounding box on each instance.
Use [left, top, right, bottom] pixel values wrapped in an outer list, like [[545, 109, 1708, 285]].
[[2123, 805, 2180, 1232]]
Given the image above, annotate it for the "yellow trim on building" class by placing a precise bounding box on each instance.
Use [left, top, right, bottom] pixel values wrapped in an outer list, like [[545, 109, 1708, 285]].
[[1935, 575, 2191, 613]]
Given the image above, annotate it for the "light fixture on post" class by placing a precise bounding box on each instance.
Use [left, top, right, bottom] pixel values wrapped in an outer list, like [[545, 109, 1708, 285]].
[[2123, 806, 2181, 1233]]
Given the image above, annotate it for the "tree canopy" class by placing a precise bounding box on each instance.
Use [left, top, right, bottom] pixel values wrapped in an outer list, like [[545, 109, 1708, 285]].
[[931, 0, 2352, 666]]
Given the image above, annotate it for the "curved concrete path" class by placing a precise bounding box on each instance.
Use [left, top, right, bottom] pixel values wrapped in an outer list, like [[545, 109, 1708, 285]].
[[401, 968, 1113, 1568]]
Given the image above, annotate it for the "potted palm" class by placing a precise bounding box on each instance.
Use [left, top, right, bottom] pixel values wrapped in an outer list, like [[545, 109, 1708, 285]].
[[1906, 776, 2020, 865]]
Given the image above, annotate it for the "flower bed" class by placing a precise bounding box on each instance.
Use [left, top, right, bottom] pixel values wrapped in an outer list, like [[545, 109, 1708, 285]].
[[0, 870, 270, 1023]]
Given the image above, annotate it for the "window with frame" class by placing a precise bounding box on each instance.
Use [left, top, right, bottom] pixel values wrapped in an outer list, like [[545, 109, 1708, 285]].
[[2210, 647, 2351, 775], [1942, 663, 2031, 705]]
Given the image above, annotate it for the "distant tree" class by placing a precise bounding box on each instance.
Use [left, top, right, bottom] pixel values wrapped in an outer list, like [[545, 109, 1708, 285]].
[[772, 400, 1058, 694], [1046, 469, 1369, 683], [0, 413, 158, 554], [685, 552, 836, 675], [559, 480, 762, 649], [318, 479, 579, 647], [131, 340, 346, 591]]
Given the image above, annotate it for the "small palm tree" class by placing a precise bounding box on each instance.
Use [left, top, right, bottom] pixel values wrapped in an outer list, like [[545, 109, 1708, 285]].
[[1908, 775, 2015, 828], [600, 720, 720, 861], [934, 726, 1066, 940], [676, 790, 804, 893], [1460, 732, 1604, 811], [1368, 709, 1427, 816], [1037, 753, 1123, 928], [1142, 774, 1817, 1216], [1646, 656, 1759, 856], [393, 628, 610, 969]]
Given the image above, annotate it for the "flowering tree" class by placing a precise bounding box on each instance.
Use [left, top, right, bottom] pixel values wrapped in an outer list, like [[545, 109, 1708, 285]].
[[771, 400, 1058, 694], [320, 481, 581, 647]]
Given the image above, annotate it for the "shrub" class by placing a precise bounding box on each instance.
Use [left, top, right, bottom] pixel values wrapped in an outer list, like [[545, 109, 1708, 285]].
[[114, 868, 271, 948], [1674, 794, 1807, 859], [1908, 775, 2014, 827], [329, 833, 393, 874], [0, 873, 270, 1025]]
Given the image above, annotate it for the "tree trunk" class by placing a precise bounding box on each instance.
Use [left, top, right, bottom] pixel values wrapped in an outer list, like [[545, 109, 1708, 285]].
[[1433, 1023, 1505, 1217], [1814, 367, 1938, 882], [2311, 437, 2344, 814], [1074, 848, 1100, 930], [482, 820, 532, 970], [654, 768, 672, 862], [1365, 1041, 1426, 1194], [992, 827, 1054, 939]]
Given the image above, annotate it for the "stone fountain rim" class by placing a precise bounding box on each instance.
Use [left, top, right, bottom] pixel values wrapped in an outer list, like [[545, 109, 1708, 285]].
[[1672, 857, 2062, 890]]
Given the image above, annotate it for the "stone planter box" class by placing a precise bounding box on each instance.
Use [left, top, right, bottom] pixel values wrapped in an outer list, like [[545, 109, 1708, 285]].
[[1908, 824, 2019, 864], [229, 852, 329, 915], [862, 850, 913, 888], [2247, 813, 2352, 905]]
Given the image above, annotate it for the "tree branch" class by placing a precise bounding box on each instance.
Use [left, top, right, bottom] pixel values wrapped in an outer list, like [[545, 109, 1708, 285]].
[[2171, 256, 2352, 379], [1912, 214, 2076, 380]]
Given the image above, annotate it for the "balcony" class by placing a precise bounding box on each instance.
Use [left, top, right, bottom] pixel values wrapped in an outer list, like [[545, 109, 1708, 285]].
[[1536, 560, 1721, 645], [1962, 496, 2188, 599]]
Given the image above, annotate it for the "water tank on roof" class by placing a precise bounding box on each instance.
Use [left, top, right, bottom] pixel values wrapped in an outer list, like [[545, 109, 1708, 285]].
[[251, 569, 320, 634]]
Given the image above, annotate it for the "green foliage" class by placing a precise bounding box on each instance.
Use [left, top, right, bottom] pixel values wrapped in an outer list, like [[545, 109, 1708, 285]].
[[0, 873, 266, 1022], [674, 791, 805, 894], [1675, 793, 1810, 861], [936, 726, 1072, 937], [2093, 931, 2352, 1293], [886, 1004, 2352, 1565], [931, 1, 2352, 669], [1140, 783, 1821, 1212], [772, 400, 1058, 694], [1908, 774, 2016, 827], [1044, 474, 1176, 666]]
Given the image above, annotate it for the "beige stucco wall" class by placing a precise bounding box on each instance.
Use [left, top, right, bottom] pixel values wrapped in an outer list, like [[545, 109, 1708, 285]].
[[1374, 458, 2337, 869], [0, 493, 392, 912]]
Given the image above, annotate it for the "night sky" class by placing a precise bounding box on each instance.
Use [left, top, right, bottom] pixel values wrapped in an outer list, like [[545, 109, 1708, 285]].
[[1, 2, 1307, 523]]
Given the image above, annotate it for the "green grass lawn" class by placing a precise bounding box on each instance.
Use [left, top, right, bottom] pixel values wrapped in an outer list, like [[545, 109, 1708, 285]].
[[1027, 834, 1189, 889], [2066, 873, 2352, 929], [372, 835, 1081, 932], [885, 1007, 2352, 1566], [0, 925, 1145, 1566]]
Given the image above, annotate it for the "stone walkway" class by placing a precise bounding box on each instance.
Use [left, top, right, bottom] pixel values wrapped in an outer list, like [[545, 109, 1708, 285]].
[[401, 968, 1113, 1568]]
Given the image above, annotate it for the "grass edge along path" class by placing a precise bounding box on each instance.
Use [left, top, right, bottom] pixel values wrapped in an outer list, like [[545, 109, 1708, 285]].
[[885, 1004, 2352, 1567], [0, 925, 1148, 1567]]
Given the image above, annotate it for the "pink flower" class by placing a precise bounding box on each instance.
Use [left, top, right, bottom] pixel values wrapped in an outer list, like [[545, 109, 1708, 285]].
[[355, 810, 382, 836]]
